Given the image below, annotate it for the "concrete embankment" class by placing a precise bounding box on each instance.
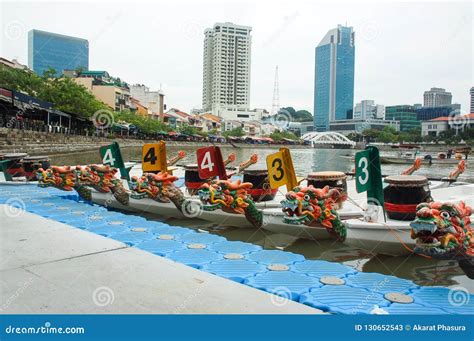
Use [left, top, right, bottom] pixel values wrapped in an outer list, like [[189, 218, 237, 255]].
[[0, 206, 320, 314], [0, 128, 309, 155]]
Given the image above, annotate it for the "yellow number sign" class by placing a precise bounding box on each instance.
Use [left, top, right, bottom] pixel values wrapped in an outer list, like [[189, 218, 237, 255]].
[[142, 142, 167, 172], [266, 148, 297, 191]]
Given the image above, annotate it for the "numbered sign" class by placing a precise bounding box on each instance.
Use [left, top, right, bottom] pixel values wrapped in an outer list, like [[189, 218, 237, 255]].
[[354, 146, 384, 208], [266, 148, 297, 191], [142, 142, 167, 173], [355, 150, 371, 193], [99, 142, 129, 180], [196, 146, 227, 180]]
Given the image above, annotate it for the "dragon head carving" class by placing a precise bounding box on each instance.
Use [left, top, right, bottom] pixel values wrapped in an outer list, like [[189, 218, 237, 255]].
[[129, 172, 179, 203], [410, 201, 473, 260], [37, 166, 76, 191], [281, 185, 347, 240], [198, 179, 253, 214]]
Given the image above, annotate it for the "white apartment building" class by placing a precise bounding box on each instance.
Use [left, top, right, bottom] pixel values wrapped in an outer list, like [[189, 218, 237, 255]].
[[353, 100, 385, 120], [202, 22, 252, 115], [130, 84, 165, 117]]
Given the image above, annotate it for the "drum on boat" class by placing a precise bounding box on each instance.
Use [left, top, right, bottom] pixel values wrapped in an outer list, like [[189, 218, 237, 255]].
[[383, 175, 432, 221], [242, 168, 277, 202], [307, 171, 347, 209], [307, 171, 347, 192], [21, 156, 50, 180], [184, 164, 211, 195]]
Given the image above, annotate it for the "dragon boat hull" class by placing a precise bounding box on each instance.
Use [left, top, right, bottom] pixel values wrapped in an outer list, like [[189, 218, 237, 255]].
[[343, 185, 474, 256], [91, 190, 186, 218]]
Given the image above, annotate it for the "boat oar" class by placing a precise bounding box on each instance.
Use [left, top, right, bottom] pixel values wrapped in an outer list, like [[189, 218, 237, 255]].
[[223, 153, 236, 166], [401, 158, 422, 175], [226, 154, 258, 177], [344, 172, 457, 183], [447, 160, 466, 180], [167, 150, 186, 166]]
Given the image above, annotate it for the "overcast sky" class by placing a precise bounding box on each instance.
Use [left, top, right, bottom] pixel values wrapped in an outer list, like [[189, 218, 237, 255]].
[[1, 0, 472, 114]]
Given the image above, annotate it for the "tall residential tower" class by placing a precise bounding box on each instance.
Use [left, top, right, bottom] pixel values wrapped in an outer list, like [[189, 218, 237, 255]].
[[202, 22, 252, 115], [313, 25, 355, 131]]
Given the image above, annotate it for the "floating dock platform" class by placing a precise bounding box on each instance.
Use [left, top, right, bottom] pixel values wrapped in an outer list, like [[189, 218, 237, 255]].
[[0, 184, 472, 314]]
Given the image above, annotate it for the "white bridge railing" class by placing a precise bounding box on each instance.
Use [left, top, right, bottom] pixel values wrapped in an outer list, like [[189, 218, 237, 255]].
[[301, 132, 356, 147]]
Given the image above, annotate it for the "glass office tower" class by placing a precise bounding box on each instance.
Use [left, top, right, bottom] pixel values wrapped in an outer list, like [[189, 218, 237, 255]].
[[314, 25, 355, 131], [28, 29, 89, 76]]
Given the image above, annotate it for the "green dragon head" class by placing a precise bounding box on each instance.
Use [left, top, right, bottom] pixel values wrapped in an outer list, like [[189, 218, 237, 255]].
[[198, 179, 253, 213], [410, 201, 473, 260], [281, 185, 347, 240], [37, 166, 76, 191]]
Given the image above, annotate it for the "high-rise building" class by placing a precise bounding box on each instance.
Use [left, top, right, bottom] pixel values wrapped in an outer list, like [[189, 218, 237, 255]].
[[202, 22, 252, 115], [353, 100, 385, 120], [28, 29, 89, 77], [385, 105, 420, 132], [423, 87, 452, 107], [130, 84, 165, 117], [314, 25, 355, 132], [470, 87, 474, 113]]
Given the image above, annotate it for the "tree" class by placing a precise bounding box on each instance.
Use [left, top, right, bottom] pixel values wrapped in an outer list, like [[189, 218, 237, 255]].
[[178, 124, 198, 135], [223, 127, 244, 138], [269, 130, 299, 141]]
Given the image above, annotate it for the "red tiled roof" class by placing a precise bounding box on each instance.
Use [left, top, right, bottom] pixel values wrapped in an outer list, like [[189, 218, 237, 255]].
[[429, 116, 450, 121], [429, 113, 474, 122]]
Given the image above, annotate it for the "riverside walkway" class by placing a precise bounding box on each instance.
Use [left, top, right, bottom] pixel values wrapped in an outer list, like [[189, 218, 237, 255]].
[[0, 184, 472, 314]]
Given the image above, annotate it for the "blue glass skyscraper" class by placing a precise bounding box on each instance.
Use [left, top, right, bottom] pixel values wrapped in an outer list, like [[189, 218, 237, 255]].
[[314, 25, 355, 131], [28, 29, 89, 77]]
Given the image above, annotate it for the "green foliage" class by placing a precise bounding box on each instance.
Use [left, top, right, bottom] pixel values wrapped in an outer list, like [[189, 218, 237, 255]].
[[223, 127, 245, 138], [178, 124, 199, 135], [114, 110, 169, 134], [0, 64, 109, 118], [279, 107, 313, 122], [269, 130, 299, 141]]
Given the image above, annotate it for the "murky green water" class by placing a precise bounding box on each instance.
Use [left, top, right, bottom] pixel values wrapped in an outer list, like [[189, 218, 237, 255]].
[[50, 146, 474, 291]]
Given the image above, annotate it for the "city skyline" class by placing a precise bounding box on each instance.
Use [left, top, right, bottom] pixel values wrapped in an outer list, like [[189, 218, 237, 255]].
[[1, 1, 472, 114]]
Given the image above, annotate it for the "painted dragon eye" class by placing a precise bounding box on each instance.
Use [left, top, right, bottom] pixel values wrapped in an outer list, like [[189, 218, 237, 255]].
[[304, 194, 310, 201], [440, 211, 450, 219], [216, 186, 222, 191]]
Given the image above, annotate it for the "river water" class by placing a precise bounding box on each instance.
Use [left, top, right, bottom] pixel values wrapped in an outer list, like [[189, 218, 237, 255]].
[[50, 146, 474, 291]]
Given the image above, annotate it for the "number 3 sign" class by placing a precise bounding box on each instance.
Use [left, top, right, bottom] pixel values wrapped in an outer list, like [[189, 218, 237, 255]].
[[196, 146, 227, 180], [266, 148, 297, 191], [354, 146, 384, 208]]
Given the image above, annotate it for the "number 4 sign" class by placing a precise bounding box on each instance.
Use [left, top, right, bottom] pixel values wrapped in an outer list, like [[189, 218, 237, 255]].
[[142, 142, 167, 173], [196, 146, 227, 180], [99, 142, 129, 181]]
